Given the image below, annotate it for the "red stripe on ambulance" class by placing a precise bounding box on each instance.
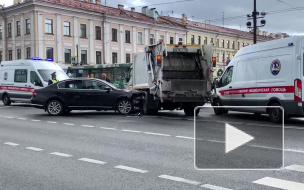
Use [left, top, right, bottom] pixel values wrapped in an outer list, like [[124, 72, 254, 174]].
[[0, 86, 34, 92], [219, 86, 294, 96]]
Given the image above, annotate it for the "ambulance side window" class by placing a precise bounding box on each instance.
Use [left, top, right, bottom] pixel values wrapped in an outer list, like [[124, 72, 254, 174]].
[[30, 71, 43, 87], [219, 66, 233, 87], [14, 69, 27, 83]]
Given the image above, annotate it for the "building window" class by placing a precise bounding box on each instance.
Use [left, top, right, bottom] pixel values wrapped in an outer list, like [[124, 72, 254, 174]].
[[64, 49, 71, 64], [8, 50, 12, 60], [198, 36, 201, 45], [16, 21, 21, 36], [170, 37, 174, 44], [112, 28, 117, 41], [8, 23, 11, 38], [112, 52, 117, 64], [150, 34, 154, 45], [125, 30, 131, 43], [204, 37, 207, 45], [95, 26, 101, 40], [17, 49, 21, 59], [237, 42, 240, 49], [26, 19, 30, 34], [191, 35, 195, 45], [80, 24, 86, 38], [26, 47, 31, 59], [222, 40, 225, 48], [138, 32, 143, 44], [45, 19, 53, 34], [96, 51, 102, 64], [232, 41, 235, 49], [63, 21, 70, 36], [0, 25, 2, 39], [242, 42, 245, 47], [160, 35, 164, 43], [210, 38, 214, 44], [216, 53, 219, 62], [179, 38, 183, 43], [46, 47, 53, 59], [227, 54, 230, 61], [126, 53, 131, 63], [0, 51, 2, 62], [222, 53, 225, 62], [216, 39, 219, 47], [227, 41, 230, 49], [81, 50, 87, 64]]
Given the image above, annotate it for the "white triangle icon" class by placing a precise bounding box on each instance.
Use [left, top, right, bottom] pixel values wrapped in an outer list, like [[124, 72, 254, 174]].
[[225, 123, 254, 154]]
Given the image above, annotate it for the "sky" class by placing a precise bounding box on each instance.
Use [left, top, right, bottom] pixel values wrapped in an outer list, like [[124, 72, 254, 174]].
[[2, 0, 304, 35]]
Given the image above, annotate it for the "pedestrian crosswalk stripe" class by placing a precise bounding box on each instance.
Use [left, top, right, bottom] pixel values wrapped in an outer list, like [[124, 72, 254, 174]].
[[253, 177, 304, 190], [285, 165, 304, 172], [158, 175, 200, 185]]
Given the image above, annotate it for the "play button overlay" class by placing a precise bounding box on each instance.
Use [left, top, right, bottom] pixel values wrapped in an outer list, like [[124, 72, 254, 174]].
[[225, 123, 254, 154], [194, 106, 283, 170]]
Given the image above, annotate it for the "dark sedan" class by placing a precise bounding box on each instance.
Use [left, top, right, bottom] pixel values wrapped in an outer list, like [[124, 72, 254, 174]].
[[31, 78, 144, 116]]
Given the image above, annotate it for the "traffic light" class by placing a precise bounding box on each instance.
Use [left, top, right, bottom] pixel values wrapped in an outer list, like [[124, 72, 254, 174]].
[[212, 57, 216, 67]]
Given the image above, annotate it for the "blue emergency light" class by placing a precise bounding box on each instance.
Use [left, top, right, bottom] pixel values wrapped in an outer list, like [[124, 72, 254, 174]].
[[288, 43, 294, 46], [30, 57, 42, 60], [45, 58, 53, 61]]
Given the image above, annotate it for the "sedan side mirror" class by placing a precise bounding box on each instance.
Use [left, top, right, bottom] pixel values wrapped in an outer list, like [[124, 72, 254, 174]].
[[104, 87, 111, 92]]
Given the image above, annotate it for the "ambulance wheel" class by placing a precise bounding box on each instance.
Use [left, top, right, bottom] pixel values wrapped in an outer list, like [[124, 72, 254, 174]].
[[2, 94, 11, 106], [46, 100, 63, 116], [213, 99, 228, 115], [269, 103, 282, 123]]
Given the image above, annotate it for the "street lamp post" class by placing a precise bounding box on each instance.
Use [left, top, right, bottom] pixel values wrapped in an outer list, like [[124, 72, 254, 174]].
[[246, 0, 266, 44]]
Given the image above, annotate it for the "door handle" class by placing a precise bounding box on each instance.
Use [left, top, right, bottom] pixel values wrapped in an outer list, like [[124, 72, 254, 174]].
[[229, 86, 232, 89]]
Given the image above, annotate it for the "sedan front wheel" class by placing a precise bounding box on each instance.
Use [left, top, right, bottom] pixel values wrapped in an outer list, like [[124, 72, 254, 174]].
[[47, 100, 63, 116], [117, 99, 132, 115]]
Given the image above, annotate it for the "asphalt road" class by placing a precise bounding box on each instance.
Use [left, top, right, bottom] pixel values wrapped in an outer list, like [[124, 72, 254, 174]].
[[0, 103, 304, 190]]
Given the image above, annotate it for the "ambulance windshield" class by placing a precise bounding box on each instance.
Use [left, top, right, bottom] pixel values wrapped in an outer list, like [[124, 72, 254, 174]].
[[38, 70, 69, 82]]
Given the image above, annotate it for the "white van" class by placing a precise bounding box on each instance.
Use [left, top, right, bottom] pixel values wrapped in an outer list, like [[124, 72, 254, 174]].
[[0, 59, 69, 105], [213, 36, 304, 123]]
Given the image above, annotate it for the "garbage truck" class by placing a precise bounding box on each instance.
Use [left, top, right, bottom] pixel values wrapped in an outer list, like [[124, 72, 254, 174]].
[[131, 42, 215, 116]]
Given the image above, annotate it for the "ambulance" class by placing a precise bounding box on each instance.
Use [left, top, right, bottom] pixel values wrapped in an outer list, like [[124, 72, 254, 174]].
[[213, 36, 304, 123], [0, 58, 69, 105]]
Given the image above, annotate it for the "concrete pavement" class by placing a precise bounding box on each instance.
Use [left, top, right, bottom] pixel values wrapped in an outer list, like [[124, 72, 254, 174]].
[[0, 103, 304, 189]]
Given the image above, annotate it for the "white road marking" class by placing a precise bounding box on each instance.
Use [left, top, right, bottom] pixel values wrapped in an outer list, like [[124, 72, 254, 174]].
[[81, 125, 95, 128], [78, 158, 106, 165], [114, 165, 148, 173], [63, 123, 75, 126], [285, 165, 304, 172], [201, 184, 233, 190], [50, 152, 72, 157], [4, 142, 19, 146], [253, 177, 304, 190], [143, 132, 171, 137], [31, 120, 41, 122], [47, 121, 57, 124], [26, 147, 43, 151], [3, 116, 14, 119], [121, 129, 142, 133], [158, 175, 200, 185], [175, 136, 195, 140], [285, 149, 304, 154], [100, 127, 117, 130], [17, 118, 27, 120]]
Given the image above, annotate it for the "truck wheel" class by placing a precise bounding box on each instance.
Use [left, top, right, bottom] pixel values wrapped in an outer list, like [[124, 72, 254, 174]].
[[47, 100, 63, 116], [269, 103, 282, 123], [184, 104, 200, 116], [2, 94, 11, 106], [213, 99, 228, 115]]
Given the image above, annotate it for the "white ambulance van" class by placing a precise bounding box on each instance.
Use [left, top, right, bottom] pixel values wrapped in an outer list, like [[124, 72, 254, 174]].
[[213, 36, 304, 123], [0, 59, 69, 105]]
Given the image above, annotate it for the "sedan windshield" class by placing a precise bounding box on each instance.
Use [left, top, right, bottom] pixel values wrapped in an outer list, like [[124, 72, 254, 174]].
[[38, 70, 69, 82]]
